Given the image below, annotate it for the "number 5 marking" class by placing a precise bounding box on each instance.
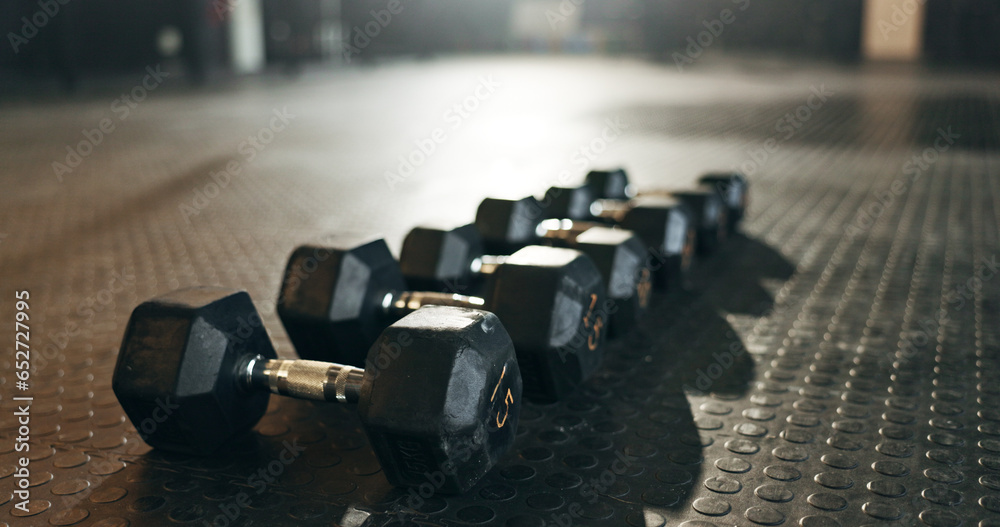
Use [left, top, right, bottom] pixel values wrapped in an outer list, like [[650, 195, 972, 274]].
[[490, 364, 513, 429], [583, 294, 603, 350]]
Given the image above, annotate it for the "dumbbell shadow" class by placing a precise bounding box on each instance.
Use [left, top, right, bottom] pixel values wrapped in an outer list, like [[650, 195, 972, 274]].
[[674, 310, 756, 396], [708, 233, 795, 317]]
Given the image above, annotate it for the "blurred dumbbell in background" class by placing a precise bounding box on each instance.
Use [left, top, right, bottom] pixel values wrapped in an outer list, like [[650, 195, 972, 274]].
[[585, 168, 749, 240], [113, 287, 522, 493], [400, 222, 652, 337], [477, 193, 692, 293], [277, 237, 607, 403], [545, 177, 722, 255]]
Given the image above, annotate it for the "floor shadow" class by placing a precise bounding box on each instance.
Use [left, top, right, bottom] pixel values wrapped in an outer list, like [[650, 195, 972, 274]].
[[707, 233, 795, 317]]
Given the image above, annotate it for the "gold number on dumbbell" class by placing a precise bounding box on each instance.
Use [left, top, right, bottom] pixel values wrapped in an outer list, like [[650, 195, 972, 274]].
[[490, 364, 513, 429], [682, 229, 696, 271], [582, 294, 604, 351], [637, 268, 652, 308]]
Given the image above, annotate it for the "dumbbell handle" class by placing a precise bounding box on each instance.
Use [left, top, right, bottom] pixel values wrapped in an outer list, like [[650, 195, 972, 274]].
[[245, 356, 365, 404], [382, 290, 486, 317], [589, 199, 629, 222], [535, 218, 604, 242], [471, 254, 506, 275]]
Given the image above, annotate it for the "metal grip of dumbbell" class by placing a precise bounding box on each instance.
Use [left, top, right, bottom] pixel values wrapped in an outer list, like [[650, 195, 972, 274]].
[[536, 218, 596, 243], [258, 359, 363, 404], [475, 255, 507, 276], [590, 199, 628, 222], [383, 291, 486, 316]]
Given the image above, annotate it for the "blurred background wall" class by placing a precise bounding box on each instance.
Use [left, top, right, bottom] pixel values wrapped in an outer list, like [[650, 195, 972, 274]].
[[1, 0, 997, 87]]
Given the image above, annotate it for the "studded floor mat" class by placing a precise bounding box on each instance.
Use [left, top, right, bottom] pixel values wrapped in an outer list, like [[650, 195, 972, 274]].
[[1, 56, 999, 527]]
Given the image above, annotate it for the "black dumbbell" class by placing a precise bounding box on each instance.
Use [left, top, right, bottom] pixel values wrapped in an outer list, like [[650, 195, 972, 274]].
[[696, 172, 749, 231], [277, 237, 607, 403], [477, 195, 693, 293], [586, 168, 749, 233], [400, 222, 652, 336], [545, 177, 726, 256], [112, 287, 521, 493]]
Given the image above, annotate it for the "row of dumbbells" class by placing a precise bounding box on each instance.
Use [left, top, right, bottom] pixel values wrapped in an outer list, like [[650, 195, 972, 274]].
[[112, 169, 748, 494]]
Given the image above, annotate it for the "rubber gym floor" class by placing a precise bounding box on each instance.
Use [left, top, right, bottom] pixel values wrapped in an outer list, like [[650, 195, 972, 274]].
[[1, 55, 999, 526]]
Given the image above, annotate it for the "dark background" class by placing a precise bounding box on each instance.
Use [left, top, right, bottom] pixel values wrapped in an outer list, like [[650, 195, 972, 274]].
[[1, 0, 998, 87]]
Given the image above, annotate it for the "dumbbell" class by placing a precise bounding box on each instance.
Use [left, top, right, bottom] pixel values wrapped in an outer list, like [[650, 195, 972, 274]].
[[400, 222, 652, 336], [112, 287, 521, 494], [586, 168, 749, 233], [545, 177, 726, 256], [477, 194, 693, 293], [277, 237, 607, 403]]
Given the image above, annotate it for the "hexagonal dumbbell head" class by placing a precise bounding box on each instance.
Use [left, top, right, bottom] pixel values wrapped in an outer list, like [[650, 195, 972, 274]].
[[671, 185, 728, 254], [485, 245, 607, 402], [699, 172, 748, 231], [278, 238, 407, 366], [112, 287, 277, 455], [361, 305, 522, 493], [399, 224, 484, 291], [571, 226, 651, 335], [615, 196, 695, 291], [585, 168, 633, 200], [475, 197, 544, 254], [541, 185, 597, 221]]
